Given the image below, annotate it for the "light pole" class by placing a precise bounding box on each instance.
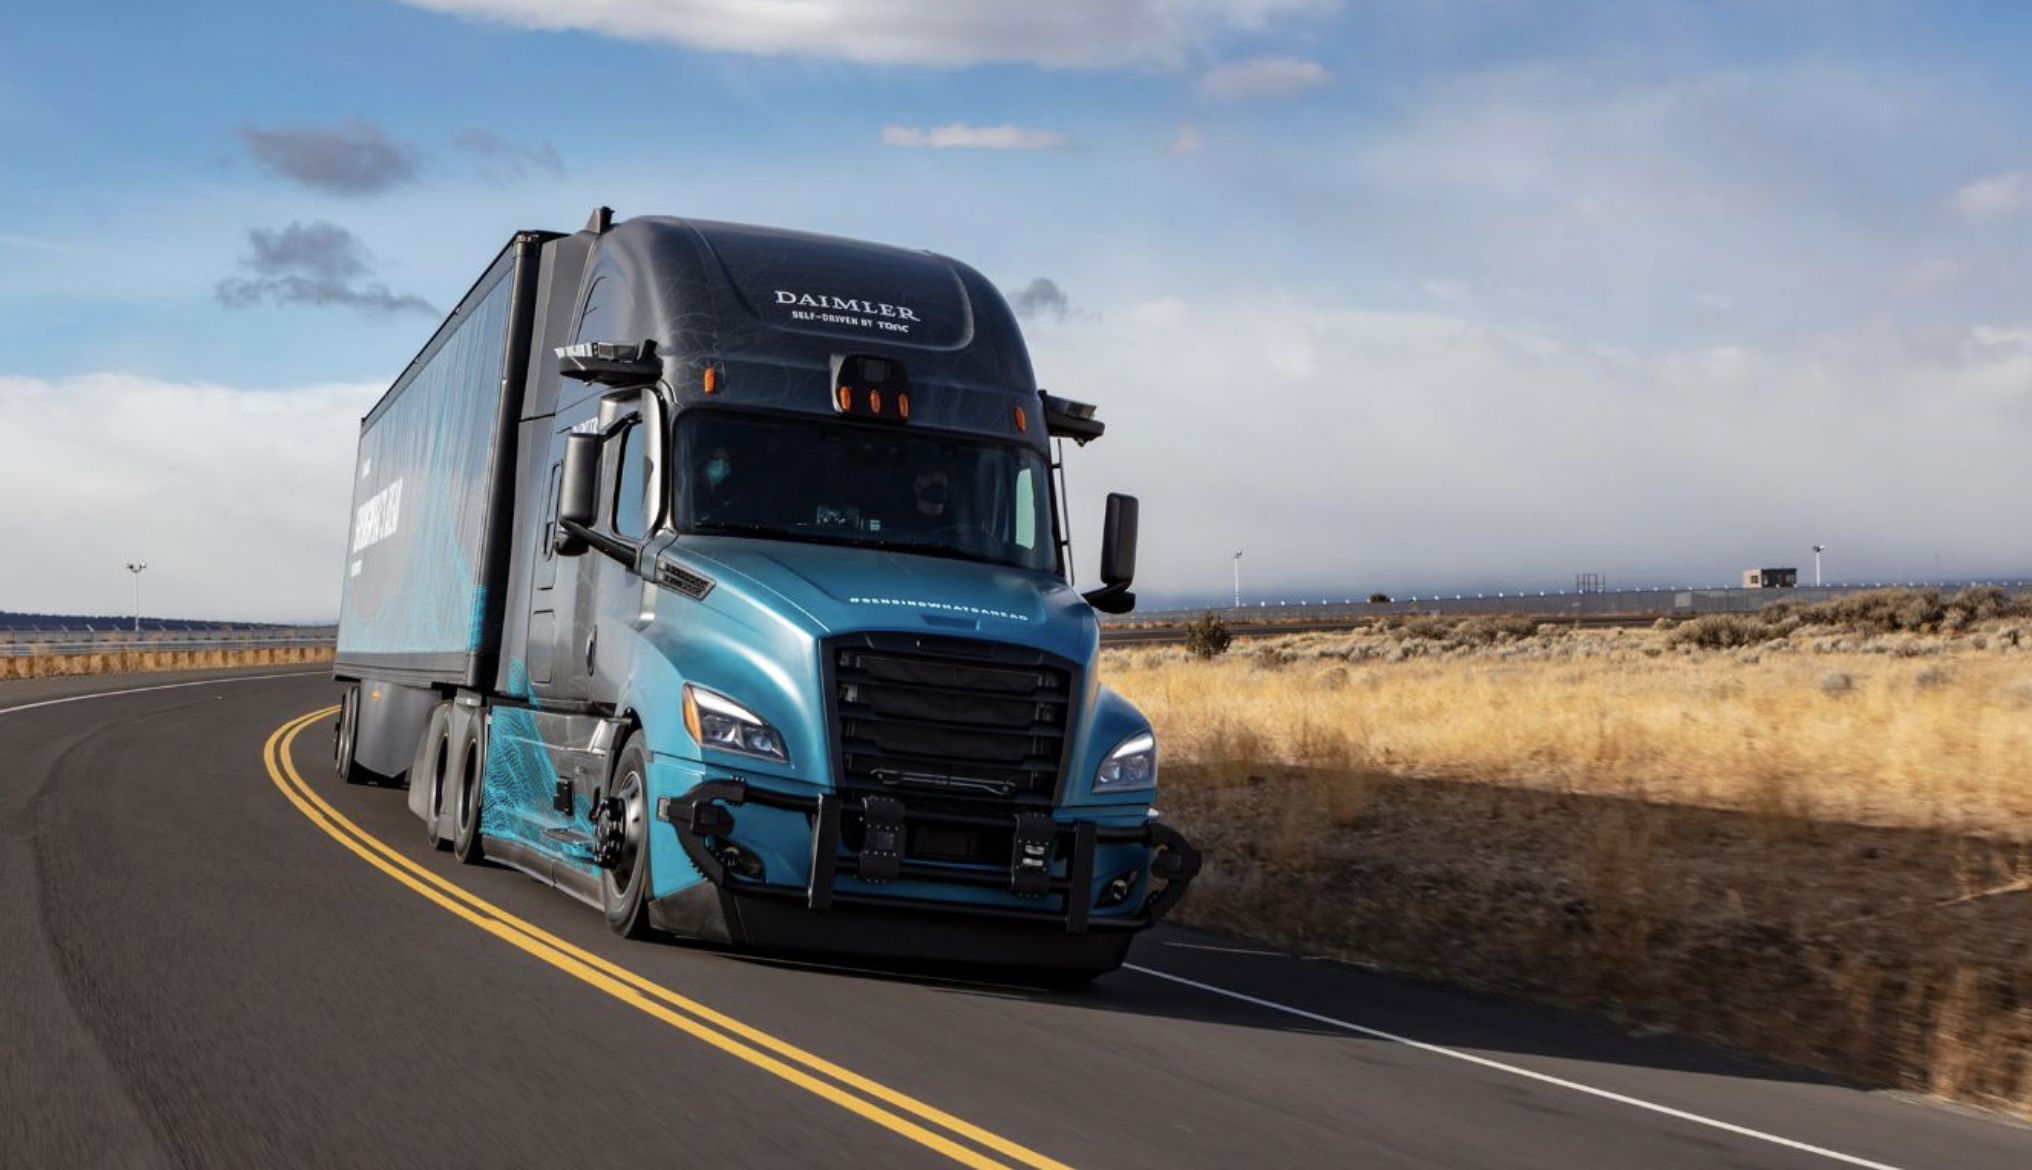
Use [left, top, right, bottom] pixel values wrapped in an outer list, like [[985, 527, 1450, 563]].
[[1232, 550, 1243, 609], [1811, 544, 1826, 587], [125, 562, 148, 632]]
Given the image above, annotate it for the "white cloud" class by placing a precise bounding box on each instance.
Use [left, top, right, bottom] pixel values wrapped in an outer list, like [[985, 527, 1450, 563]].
[[0, 374, 380, 622], [1947, 171, 2032, 219], [393, 0, 1333, 69], [1900, 258, 1968, 293], [1316, 62, 1963, 341], [1197, 55, 1331, 99], [881, 123, 1066, 150], [1168, 121, 1204, 154], [1032, 293, 2032, 599]]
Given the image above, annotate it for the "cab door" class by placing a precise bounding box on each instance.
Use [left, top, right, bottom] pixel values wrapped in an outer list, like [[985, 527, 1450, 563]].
[[501, 394, 655, 861]]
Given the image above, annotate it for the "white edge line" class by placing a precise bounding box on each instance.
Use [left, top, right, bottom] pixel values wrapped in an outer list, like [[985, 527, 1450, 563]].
[[0, 670, 329, 716], [1160, 942, 1287, 957], [1123, 963, 1910, 1170]]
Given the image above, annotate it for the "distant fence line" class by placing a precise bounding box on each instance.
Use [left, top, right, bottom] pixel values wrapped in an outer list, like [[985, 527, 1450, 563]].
[[1123, 581, 2032, 625], [0, 626, 338, 656]]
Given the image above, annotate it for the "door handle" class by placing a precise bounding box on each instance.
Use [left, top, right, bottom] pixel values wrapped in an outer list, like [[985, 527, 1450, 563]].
[[585, 627, 598, 676]]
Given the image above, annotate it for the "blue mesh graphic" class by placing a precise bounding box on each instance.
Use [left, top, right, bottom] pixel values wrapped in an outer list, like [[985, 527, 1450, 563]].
[[337, 271, 512, 659], [481, 658, 597, 876]]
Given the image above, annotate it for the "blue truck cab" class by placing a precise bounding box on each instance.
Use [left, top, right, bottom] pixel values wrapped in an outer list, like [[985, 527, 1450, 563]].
[[331, 208, 1197, 979]]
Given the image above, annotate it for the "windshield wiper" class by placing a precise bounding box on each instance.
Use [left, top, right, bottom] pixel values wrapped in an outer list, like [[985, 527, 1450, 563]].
[[692, 521, 799, 540]]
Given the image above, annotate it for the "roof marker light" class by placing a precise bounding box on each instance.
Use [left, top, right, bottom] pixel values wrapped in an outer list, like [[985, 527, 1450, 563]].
[[837, 385, 853, 411], [702, 367, 719, 395], [898, 391, 910, 420], [1013, 405, 1028, 433]]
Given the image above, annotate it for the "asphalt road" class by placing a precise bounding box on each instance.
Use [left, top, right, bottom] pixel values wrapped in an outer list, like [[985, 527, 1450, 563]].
[[5, 668, 2030, 1169]]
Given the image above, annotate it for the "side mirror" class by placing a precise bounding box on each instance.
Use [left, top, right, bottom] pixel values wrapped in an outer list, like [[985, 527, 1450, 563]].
[[555, 432, 600, 556], [1081, 493, 1138, 614]]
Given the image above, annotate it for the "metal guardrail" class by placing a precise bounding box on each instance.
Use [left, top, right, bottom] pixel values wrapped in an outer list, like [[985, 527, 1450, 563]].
[[0, 635, 336, 658]]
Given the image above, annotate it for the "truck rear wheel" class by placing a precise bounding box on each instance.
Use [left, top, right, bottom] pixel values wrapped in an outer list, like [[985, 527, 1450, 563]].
[[417, 704, 454, 851], [451, 719, 488, 865], [600, 733, 655, 939]]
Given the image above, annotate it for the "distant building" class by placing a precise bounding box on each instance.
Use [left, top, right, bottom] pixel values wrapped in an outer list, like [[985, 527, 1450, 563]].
[[1742, 567, 1798, 588]]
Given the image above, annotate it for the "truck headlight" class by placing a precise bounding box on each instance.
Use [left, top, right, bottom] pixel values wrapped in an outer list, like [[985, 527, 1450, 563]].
[[682, 684, 789, 763], [1094, 731, 1157, 793]]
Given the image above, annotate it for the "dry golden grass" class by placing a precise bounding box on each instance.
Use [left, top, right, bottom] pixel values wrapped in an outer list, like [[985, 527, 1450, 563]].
[[0, 645, 332, 681], [1108, 625, 2032, 839], [1107, 616, 2032, 1115]]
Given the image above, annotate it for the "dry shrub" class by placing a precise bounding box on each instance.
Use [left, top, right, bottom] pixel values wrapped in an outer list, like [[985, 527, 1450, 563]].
[[1772, 585, 2032, 636], [1667, 614, 1771, 650], [1185, 611, 1233, 659], [1914, 665, 1956, 689]]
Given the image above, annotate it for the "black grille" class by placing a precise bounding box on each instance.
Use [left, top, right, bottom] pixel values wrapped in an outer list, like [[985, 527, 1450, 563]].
[[829, 636, 1074, 802]]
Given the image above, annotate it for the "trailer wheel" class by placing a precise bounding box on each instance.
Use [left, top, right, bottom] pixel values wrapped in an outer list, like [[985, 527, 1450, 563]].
[[417, 704, 454, 851], [601, 733, 656, 939], [335, 684, 369, 784], [333, 690, 357, 780], [451, 718, 488, 865]]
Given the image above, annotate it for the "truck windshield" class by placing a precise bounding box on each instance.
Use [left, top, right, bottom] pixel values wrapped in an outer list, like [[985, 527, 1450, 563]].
[[675, 411, 1058, 573]]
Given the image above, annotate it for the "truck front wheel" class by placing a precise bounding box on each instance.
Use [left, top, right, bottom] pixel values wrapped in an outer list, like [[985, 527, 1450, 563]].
[[600, 733, 655, 939]]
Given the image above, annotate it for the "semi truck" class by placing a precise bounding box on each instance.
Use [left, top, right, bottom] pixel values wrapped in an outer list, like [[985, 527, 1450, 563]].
[[330, 207, 1198, 979]]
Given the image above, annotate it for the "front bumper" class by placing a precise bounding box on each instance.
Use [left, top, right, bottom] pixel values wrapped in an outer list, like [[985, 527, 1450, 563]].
[[653, 780, 1200, 947]]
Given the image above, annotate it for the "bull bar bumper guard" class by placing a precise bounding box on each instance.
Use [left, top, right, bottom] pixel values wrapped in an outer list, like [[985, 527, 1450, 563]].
[[657, 780, 1201, 934]]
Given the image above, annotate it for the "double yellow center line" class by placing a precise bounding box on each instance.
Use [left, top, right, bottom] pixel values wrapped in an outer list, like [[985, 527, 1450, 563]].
[[264, 706, 1072, 1170]]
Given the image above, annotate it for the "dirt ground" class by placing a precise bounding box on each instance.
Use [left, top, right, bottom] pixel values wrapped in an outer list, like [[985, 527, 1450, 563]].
[[1162, 764, 2032, 1114]]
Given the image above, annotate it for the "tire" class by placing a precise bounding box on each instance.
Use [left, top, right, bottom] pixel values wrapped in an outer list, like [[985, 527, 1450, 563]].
[[417, 704, 453, 852], [451, 716, 488, 865], [600, 733, 656, 939], [335, 685, 368, 785]]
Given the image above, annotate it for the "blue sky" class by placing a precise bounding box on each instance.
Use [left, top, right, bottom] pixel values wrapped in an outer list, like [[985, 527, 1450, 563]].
[[3, 1, 2030, 618]]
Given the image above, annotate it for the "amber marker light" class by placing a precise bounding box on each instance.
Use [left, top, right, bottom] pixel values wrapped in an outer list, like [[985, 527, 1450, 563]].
[[682, 686, 703, 743], [898, 391, 910, 419], [837, 385, 853, 411], [1013, 405, 1027, 433], [870, 389, 884, 414], [702, 367, 719, 394]]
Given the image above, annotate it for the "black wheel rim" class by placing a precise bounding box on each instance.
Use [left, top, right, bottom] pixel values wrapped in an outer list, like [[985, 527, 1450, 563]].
[[610, 767, 647, 894]]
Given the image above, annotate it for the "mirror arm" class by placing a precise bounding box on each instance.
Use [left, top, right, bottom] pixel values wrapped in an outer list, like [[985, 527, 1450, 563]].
[[1081, 581, 1136, 615], [557, 518, 640, 568]]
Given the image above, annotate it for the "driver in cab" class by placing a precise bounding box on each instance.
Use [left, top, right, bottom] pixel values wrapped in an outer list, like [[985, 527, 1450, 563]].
[[696, 445, 743, 523], [897, 461, 990, 553], [910, 464, 950, 525]]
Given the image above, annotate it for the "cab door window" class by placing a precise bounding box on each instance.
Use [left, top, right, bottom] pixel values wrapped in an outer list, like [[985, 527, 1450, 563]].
[[612, 421, 649, 539]]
